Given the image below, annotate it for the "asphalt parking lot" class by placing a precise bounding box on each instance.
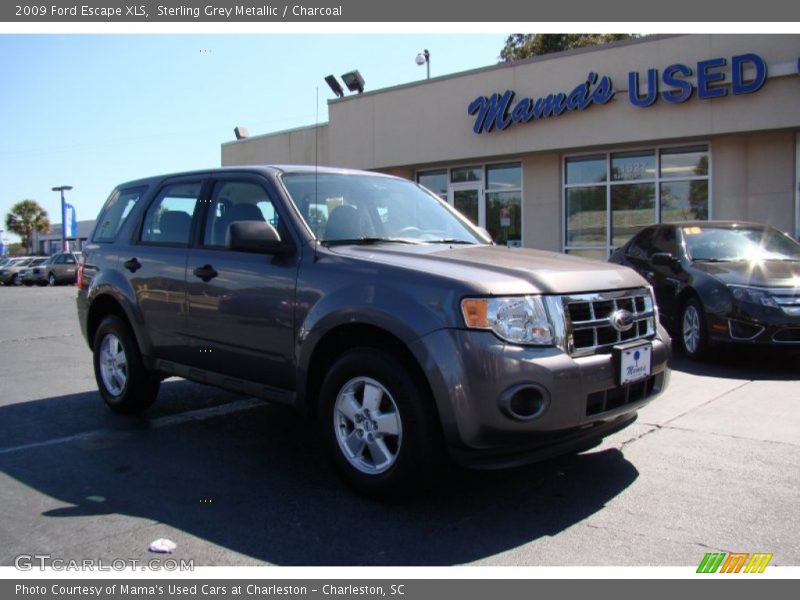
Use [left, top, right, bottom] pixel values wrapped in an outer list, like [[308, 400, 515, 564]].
[[0, 285, 798, 567]]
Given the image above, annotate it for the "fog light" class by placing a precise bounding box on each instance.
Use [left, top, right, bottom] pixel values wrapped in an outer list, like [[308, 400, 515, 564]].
[[499, 384, 550, 421], [728, 319, 764, 341]]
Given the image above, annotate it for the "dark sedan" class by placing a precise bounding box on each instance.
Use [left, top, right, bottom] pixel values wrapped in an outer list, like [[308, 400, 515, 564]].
[[610, 221, 800, 358]]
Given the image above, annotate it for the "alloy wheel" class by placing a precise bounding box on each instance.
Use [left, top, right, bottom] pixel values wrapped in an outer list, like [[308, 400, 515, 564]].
[[333, 376, 402, 475], [98, 333, 128, 397], [682, 304, 701, 354]]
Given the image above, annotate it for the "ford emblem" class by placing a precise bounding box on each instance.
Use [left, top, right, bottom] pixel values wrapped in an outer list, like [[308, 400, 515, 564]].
[[610, 309, 635, 332]]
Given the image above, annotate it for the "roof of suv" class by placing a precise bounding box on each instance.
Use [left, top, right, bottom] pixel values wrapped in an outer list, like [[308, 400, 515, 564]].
[[114, 165, 398, 190]]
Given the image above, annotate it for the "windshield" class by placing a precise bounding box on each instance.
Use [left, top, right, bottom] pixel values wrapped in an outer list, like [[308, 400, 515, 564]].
[[684, 225, 800, 262], [280, 172, 486, 245]]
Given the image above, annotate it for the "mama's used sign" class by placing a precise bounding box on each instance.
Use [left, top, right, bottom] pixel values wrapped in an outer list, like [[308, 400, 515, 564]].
[[468, 53, 769, 134]]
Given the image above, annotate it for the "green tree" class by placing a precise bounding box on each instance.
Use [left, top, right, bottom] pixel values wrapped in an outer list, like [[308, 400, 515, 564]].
[[4, 199, 51, 254], [500, 34, 638, 62]]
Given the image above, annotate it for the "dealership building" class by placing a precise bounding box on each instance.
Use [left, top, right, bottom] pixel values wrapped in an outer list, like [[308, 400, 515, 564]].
[[222, 34, 800, 259]]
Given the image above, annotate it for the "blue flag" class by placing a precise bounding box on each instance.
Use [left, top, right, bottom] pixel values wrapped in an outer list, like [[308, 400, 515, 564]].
[[65, 203, 77, 237]]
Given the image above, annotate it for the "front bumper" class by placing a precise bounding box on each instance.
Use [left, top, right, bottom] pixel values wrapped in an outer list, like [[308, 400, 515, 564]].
[[707, 303, 800, 346], [411, 327, 670, 468]]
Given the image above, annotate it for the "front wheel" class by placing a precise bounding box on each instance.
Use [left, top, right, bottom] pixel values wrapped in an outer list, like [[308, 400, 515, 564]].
[[319, 347, 444, 499], [92, 315, 160, 414], [48, 272, 57, 286], [680, 297, 709, 359]]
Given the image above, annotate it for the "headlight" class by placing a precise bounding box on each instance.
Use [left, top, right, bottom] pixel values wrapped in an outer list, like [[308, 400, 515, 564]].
[[727, 285, 779, 309], [461, 296, 554, 345]]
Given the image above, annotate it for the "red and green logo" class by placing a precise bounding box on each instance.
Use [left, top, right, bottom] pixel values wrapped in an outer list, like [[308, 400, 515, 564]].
[[697, 552, 773, 573]]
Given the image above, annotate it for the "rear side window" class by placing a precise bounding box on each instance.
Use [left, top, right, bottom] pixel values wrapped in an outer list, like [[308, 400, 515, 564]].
[[140, 182, 202, 245], [93, 187, 146, 242]]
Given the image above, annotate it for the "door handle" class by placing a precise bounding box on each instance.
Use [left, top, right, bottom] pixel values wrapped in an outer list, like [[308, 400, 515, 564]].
[[193, 264, 218, 282], [123, 258, 142, 273]]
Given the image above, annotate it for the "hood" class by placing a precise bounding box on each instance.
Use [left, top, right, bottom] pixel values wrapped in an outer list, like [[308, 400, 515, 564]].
[[327, 244, 647, 295], [692, 259, 800, 287]]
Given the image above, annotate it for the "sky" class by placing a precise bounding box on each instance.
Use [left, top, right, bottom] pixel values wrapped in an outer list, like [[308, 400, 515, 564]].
[[0, 33, 508, 243]]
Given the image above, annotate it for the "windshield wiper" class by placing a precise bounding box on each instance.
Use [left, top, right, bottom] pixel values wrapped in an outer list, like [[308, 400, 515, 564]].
[[323, 237, 424, 246]]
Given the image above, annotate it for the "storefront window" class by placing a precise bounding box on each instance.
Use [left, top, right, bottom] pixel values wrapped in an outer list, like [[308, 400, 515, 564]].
[[487, 191, 522, 247], [486, 163, 521, 190], [660, 146, 709, 178], [450, 166, 483, 183], [565, 155, 606, 185], [661, 180, 709, 222], [611, 151, 656, 181], [417, 169, 448, 199], [566, 187, 606, 246], [564, 145, 710, 256], [611, 183, 656, 246]]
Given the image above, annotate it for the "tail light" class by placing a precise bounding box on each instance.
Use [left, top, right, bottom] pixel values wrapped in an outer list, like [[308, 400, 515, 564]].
[[76, 255, 85, 289]]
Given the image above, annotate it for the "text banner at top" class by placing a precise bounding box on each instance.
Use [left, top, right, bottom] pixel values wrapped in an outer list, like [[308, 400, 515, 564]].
[[3, 0, 800, 22]]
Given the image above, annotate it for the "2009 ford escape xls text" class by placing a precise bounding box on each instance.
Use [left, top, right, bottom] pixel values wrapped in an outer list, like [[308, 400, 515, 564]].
[[77, 166, 670, 497]]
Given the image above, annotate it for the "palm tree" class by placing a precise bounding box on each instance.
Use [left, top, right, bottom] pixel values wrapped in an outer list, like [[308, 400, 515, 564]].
[[5, 199, 51, 254]]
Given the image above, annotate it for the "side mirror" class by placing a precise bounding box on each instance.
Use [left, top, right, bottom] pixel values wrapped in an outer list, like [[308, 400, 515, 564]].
[[651, 252, 680, 271], [226, 221, 287, 254]]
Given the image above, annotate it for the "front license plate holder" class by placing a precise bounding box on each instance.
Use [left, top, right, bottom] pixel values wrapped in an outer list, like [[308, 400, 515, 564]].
[[615, 341, 652, 386]]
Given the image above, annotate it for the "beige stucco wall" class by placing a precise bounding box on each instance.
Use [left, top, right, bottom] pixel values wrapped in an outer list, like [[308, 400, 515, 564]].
[[221, 124, 328, 166], [713, 131, 796, 231], [522, 154, 562, 252]]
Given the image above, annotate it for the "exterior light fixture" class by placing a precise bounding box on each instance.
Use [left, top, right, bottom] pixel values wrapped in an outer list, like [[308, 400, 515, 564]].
[[416, 49, 430, 79], [325, 75, 345, 98], [234, 126, 249, 140], [341, 70, 365, 94]]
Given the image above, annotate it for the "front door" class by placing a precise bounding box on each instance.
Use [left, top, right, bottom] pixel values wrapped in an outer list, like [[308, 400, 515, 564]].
[[448, 183, 485, 229], [186, 176, 300, 391]]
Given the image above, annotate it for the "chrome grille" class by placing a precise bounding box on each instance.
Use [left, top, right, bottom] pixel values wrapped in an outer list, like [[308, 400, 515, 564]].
[[562, 288, 656, 356], [768, 288, 800, 317]]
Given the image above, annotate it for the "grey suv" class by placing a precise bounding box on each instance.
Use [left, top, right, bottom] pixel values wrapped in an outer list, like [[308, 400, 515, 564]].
[[77, 166, 670, 497]]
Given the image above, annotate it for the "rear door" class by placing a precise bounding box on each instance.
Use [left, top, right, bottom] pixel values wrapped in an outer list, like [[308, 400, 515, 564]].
[[123, 178, 206, 363], [186, 175, 300, 391]]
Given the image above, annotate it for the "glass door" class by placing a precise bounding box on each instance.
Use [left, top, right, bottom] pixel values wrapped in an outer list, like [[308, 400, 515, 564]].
[[449, 183, 484, 228]]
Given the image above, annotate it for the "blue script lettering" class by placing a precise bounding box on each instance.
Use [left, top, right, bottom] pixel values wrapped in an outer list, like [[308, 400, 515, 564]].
[[468, 72, 615, 134]]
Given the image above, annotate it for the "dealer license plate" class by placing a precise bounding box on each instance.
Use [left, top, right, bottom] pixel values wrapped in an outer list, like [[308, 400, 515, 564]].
[[619, 343, 652, 385]]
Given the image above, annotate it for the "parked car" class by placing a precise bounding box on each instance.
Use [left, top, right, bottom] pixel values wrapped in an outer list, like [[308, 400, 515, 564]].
[[610, 221, 800, 358], [78, 166, 670, 497], [23, 252, 81, 286], [0, 257, 36, 286], [19, 258, 50, 285]]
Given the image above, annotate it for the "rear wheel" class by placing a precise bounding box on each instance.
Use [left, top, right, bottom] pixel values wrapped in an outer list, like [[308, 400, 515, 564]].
[[48, 272, 57, 286], [10, 274, 19, 286], [92, 315, 160, 414], [680, 297, 709, 359], [319, 347, 444, 499]]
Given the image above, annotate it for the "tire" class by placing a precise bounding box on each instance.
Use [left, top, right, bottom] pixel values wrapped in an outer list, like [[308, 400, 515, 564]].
[[318, 347, 444, 499], [10, 274, 19, 286], [92, 315, 160, 414], [680, 297, 709, 359], [48, 272, 57, 286]]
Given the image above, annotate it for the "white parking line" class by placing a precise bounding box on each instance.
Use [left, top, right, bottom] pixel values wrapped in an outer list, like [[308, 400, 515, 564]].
[[0, 397, 266, 456]]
